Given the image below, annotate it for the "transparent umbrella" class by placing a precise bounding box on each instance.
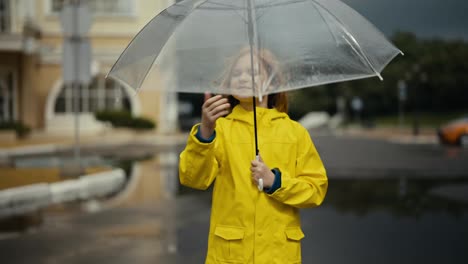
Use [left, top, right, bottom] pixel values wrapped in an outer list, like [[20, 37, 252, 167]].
[[107, 0, 402, 152]]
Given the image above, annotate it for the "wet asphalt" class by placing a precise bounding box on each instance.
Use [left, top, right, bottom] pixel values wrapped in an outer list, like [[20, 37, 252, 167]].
[[1, 134, 468, 263]]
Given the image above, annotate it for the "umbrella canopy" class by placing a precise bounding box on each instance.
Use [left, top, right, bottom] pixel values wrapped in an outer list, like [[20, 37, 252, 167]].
[[108, 0, 402, 191], [107, 0, 402, 98]]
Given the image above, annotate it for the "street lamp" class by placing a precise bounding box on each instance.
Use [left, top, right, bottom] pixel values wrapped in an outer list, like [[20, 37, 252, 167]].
[[397, 80, 407, 130], [407, 64, 427, 136], [60, 0, 93, 176]]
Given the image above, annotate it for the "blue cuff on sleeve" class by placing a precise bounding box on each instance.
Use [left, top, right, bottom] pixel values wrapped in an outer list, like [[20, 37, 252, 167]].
[[195, 126, 216, 143], [264, 168, 281, 194]]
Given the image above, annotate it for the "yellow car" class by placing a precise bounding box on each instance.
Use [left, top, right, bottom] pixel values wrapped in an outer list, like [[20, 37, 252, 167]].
[[438, 116, 468, 146]]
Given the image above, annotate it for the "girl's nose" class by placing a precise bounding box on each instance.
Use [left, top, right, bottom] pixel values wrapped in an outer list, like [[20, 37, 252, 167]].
[[240, 72, 250, 82]]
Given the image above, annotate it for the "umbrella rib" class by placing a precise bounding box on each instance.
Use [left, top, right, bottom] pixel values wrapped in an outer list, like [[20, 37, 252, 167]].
[[107, 0, 212, 89], [307, 1, 368, 69], [255, 0, 308, 23], [340, 36, 372, 70], [256, 0, 307, 9], [308, 0, 383, 80], [307, 0, 340, 46], [255, 0, 287, 20], [199, 0, 308, 10], [192, 1, 248, 24], [134, 5, 193, 89], [197, 6, 242, 10], [203, 0, 243, 9]]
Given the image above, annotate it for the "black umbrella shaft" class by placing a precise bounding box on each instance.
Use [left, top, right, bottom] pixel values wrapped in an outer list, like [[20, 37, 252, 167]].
[[247, 0, 259, 157], [252, 97, 259, 156]]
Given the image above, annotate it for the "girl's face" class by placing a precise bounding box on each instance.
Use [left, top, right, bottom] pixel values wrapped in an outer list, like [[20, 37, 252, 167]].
[[230, 54, 266, 102]]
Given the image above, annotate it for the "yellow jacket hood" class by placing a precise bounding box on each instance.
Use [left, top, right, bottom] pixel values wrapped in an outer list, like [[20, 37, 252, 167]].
[[226, 105, 289, 125]]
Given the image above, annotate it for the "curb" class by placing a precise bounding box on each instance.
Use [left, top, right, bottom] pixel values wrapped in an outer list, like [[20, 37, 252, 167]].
[[0, 169, 125, 219], [0, 133, 188, 159]]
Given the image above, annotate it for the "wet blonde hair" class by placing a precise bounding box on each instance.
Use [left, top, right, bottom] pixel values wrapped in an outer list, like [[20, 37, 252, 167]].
[[217, 47, 288, 113]]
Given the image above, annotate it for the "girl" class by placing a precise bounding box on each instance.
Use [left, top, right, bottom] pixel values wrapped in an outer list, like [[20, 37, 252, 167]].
[[179, 48, 328, 264]]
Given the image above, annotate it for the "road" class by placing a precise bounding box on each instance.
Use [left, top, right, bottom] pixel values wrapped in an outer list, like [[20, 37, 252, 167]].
[[315, 135, 468, 179]]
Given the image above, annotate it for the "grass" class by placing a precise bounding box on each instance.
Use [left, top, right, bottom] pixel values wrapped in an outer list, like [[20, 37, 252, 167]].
[[374, 110, 468, 128]]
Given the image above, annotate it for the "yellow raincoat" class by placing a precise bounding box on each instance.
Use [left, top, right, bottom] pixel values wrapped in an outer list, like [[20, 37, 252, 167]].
[[179, 105, 328, 264]]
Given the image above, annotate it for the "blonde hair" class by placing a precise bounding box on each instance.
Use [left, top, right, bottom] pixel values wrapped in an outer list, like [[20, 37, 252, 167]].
[[217, 47, 288, 113]]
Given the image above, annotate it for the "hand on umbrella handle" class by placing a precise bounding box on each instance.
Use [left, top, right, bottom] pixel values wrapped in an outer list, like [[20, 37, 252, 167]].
[[251, 154, 274, 192], [200, 93, 230, 139], [256, 155, 263, 191]]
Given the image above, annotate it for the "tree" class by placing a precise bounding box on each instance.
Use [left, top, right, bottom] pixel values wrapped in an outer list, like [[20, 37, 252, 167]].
[[289, 32, 468, 119]]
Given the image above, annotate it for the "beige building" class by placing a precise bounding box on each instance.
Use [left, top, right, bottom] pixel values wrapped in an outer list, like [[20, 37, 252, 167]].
[[0, 0, 177, 136]]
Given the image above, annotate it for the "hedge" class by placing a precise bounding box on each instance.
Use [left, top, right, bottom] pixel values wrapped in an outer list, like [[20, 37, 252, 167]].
[[94, 110, 156, 130], [0, 121, 31, 138]]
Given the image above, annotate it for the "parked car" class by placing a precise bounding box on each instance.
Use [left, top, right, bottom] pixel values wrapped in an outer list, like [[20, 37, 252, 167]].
[[437, 116, 468, 146]]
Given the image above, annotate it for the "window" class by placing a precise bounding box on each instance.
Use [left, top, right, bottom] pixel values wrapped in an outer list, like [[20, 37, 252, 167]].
[[50, 0, 135, 16], [0, 0, 10, 33], [54, 75, 131, 114], [0, 71, 15, 122]]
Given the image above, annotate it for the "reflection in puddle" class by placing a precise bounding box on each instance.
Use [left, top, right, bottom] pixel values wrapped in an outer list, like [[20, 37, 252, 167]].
[[445, 147, 462, 158], [298, 178, 468, 264], [108, 149, 179, 254], [174, 177, 468, 263], [3, 148, 468, 263], [325, 179, 468, 217], [159, 150, 179, 254], [109, 156, 163, 207]]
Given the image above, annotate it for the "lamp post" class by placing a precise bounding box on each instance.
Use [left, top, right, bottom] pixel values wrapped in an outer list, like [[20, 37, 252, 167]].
[[351, 96, 363, 125], [60, 0, 92, 176], [408, 64, 427, 136], [397, 80, 407, 130]]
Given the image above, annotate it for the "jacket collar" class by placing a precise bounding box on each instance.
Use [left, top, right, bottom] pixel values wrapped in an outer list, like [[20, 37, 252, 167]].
[[226, 105, 288, 125]]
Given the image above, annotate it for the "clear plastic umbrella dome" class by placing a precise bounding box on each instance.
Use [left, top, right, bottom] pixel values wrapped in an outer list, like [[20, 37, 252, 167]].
[[107, 0, 403, 98]]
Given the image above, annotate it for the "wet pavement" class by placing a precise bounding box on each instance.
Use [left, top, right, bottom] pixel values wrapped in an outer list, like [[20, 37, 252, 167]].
[[1, 133, 468, 263], [315, 135, 468, 179], [2, 183, 467, 264], [0, 205, 167, 264]]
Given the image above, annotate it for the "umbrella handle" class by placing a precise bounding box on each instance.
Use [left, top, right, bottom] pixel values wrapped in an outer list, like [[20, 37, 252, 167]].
[[256, 155, 263, 191]]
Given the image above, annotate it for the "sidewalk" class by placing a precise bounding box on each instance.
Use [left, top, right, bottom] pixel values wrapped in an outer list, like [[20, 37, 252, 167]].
[[1, 125, 437, 152], [0, 128, 188, 151], [0, 129, 188, 170], [336, 125, 438, 145]]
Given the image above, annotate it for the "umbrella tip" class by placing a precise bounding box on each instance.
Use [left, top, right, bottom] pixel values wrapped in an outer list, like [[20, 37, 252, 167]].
[[400, 50, 405, 56], [377, 73, 383, 81]]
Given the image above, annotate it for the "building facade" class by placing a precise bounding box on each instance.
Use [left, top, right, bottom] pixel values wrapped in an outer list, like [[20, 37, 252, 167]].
[[0, 0, 177, 136]]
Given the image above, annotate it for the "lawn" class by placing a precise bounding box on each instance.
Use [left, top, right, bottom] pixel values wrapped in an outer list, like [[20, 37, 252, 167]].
[[374, 110, 468, 128]]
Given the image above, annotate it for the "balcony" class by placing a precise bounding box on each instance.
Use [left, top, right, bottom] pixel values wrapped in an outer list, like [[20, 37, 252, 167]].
[[0, 0, 40, 53]]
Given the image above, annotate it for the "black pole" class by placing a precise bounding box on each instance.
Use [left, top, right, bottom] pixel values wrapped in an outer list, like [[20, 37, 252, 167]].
[[252, 97, 259, 156], [247, 0, 259, 157]]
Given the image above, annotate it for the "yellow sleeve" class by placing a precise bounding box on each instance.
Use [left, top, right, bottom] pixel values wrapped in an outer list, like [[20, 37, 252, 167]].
[[269, 125, 328, 208], [178, 124, 221, 190]]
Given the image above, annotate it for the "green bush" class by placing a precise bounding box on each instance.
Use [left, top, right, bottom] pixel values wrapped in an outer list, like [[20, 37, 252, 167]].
[[129, 117, 156, 130], [94, 110, 156, 130], [95, 110, 131, 127], [0, 121, 31, 138]]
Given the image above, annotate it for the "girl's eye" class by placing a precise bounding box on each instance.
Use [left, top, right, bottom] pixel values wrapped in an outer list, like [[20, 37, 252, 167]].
[[232, 70, 241, 77], [232, 69, 259, 78]]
